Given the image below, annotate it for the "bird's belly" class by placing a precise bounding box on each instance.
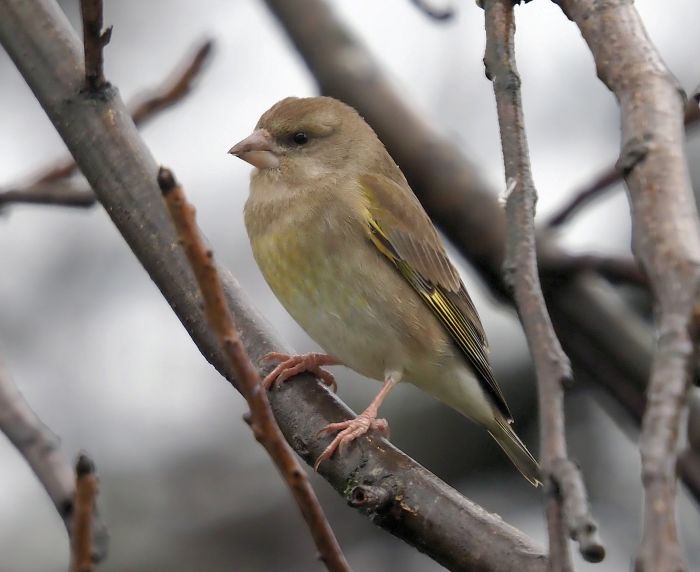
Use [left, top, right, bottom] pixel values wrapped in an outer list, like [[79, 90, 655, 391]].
[[251, 230, 441, 381]]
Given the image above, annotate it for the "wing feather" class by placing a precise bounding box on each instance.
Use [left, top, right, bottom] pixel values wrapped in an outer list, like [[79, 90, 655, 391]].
[[361, 173, 512, 421]]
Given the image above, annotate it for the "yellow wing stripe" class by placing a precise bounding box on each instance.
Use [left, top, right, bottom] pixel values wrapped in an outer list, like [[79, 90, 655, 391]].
[[368, 218, 512, 420]]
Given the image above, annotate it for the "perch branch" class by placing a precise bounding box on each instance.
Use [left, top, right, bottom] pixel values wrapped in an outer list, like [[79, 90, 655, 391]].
[[483, 1, 602, 566], [555, 2, 700, 571], [0, 2, 547, 570], [158, 168, 350, 572], [260, 0, 700, 503], [0, 360, 108, 563], [79, 0, 111, 91], [70, 454, 99, 572], [545, 94, 700, 229]]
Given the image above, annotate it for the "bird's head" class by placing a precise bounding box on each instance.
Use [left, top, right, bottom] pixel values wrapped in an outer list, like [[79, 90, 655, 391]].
[[229, 96, 381, 182]]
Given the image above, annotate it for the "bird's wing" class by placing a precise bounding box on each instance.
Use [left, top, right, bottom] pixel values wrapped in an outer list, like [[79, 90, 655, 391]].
[[360, 173, 512, 421]]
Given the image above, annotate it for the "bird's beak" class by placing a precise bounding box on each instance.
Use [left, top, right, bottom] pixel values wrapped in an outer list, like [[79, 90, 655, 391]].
[[228, 129, 280, 169]]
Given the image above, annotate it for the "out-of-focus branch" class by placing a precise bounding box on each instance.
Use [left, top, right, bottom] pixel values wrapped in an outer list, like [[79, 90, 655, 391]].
[[259, 0, 700, 504], [26, 38, 213, 188], [539, 253, 647, 288], [70, 454, 99, 572], [409, 0, 455, 21], [0, 361, 108, 563], [545, 95, 700, 230], [79, 0, 111, 91], [0, 183, 96, 211], [555, 2, 700, 571], [483, 1, 602, 566], [0, 2, 548, 571], [158, 168, 350, 572]]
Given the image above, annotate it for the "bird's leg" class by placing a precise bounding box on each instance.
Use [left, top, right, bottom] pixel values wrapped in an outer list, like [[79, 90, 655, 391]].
[[261, 352, 340, 392], [314, 371, 401, 470]]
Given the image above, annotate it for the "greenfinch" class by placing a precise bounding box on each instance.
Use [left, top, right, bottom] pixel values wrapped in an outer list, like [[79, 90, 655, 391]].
[[229, 96, 540, 486]]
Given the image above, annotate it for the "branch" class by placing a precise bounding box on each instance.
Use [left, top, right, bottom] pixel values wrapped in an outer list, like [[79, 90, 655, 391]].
[[409, 0, 455, 21], [483, 1, 602, 567], [555, 2, 700, 570], [545, 94, 700, 229], [539, 252, 647, 288], [27, 38, 213, 187], [0, 360, 108, 563], [158, 168, 350, 572], [79, 0, 111, 91], [0, 183, 96, 211], [0, 2, 547, 570], [70, 454, 99, 572]]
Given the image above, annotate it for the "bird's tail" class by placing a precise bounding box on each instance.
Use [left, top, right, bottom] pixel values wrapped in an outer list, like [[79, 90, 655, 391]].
[[488, 417, 541, 487]]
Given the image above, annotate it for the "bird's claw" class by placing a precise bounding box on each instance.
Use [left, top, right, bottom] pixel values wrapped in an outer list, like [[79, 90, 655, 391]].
[[261, 352, 337, 392], [313, 415, 389, 471]]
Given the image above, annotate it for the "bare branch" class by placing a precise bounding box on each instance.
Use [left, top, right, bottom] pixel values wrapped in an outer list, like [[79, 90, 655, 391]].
[[0, 183, 96, 211], [482, 1, 602, 566], [555, 2, 700, 570], [70, 454, 99, 572], [158, 168, 350, 572], [539, 252, 647, 288], [0, 2, 548, 570], [545, 95, 700, 229], [79, 0, 111, 91], [28, 38, 214, 187], [0, 361, 108, 563], [409, 0, 455, 21]]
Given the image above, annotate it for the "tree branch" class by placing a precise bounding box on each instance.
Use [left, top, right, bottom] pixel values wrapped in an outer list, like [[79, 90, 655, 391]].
[[26, 38, 213, 188], [0, 2, 547, 570], [79, 0, 111, 91], [483, 1, 602, 567], [70, 454, 99, 572], [544, 94, 700, 230], [0, 360, 108, 563], [0, 183, 96, 211], [409, 0, 455, 22], [158, 168, 350, 572], [260, 0, 700, 505], [555, 2, 700, 570]]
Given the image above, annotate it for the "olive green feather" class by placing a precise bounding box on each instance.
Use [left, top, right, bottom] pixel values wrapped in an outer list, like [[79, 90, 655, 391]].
[[360, 173, 512, 421]]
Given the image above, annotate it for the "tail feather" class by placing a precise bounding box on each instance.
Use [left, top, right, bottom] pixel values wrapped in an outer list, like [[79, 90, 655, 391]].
[[489, 418, 541, 487]]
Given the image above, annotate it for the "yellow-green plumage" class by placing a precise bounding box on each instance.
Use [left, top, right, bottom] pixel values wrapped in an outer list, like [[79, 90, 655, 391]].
[[237, 96, 540, 486]]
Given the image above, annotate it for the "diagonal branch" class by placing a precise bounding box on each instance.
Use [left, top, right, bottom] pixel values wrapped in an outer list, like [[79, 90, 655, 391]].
[[555, 1, 700, 571], [482, 1, 602, 567], [0, 360, 108, 563], [544, 95, 700, 230], [158, 168, 350, 572], [0, 1, 547, 570]]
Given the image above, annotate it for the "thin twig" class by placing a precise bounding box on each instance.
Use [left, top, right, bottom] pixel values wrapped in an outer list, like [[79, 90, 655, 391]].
[[554, 2, 700, 570], [539, 252, 647, 288], [0, 360, 108, 562], [30, 38, 214, 187], [0, 183, 96, 211], [409, 0, 455, 21], [79, 0, 111, 91], [545, 96, 700, 229], [483, 1, 603, 567], [70, 454, 99, 572], [158, 168, 351, 572]]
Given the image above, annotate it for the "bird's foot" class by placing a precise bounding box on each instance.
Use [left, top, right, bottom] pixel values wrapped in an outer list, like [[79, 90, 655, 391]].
[[314, 414, 389, 470], [261, 352, 338, 392]]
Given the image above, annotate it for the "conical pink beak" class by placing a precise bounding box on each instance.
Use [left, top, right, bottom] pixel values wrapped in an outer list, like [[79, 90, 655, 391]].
[[228, 129, 279, 169]]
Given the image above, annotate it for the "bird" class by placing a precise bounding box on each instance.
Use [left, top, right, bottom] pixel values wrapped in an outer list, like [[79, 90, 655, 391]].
[[229, 96, 540, 486]]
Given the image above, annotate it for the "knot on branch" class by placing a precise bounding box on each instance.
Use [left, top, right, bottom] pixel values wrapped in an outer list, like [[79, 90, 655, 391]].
[[551, 457, 605, 563], [616, 135, 652, 175]]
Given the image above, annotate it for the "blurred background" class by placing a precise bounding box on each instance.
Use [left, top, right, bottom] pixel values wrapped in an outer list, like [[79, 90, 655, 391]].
[[1, 0, 699, 570]]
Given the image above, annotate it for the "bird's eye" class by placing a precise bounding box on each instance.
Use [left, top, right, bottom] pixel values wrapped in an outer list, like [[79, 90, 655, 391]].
[[292, 132, 309, 145]]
